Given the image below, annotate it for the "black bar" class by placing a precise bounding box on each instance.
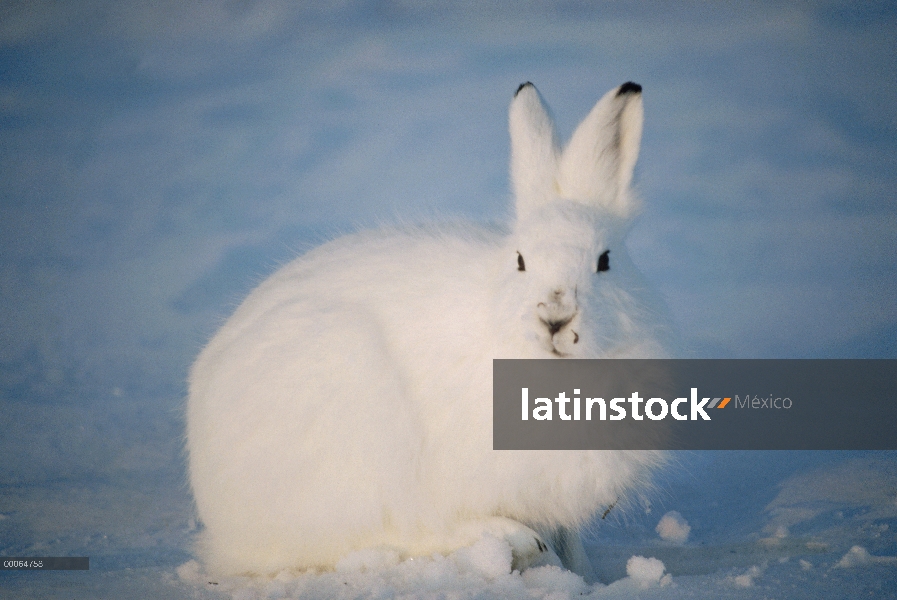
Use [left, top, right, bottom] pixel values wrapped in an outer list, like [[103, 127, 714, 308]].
[[1, 557, 89, 570]]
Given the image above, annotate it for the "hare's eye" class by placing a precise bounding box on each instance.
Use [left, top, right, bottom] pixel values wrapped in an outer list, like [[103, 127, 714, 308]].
[[597, 250, 610, 273], [516, 252, 526, 272]]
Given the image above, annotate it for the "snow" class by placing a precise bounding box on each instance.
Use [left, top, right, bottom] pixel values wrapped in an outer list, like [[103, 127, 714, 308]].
[[835, 546, 897, 569], [655, 511, 690, 544], [625, 556, 670, 588], [8, 453, 895, 598], [450, 535, 515, 580], [1, 1, 896, 599], [730, 565, 763, 588]]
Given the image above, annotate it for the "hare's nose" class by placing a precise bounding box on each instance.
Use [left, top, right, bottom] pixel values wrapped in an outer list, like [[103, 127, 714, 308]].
[[545, 315, 573, 336]]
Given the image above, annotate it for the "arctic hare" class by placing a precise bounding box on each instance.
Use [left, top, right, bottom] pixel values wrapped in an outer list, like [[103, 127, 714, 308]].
[[187, 81, 672, 579]]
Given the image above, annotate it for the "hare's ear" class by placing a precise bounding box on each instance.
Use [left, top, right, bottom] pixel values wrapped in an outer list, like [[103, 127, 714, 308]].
[[509, 82, 560, 219], [557, 82, 643, 217]]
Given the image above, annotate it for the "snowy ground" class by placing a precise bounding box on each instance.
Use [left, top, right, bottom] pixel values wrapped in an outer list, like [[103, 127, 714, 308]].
[[1, 2, 896, 598], [3, 452, 895, 598]]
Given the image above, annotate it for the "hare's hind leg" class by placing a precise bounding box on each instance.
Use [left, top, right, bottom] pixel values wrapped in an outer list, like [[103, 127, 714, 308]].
[[198, 303, 428, 573], [296, 305, 429, 542]]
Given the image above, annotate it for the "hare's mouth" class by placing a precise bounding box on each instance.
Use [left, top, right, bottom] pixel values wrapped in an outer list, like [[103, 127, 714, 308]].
[[540, 315, 579, 357], [540, 315, 574, 335]]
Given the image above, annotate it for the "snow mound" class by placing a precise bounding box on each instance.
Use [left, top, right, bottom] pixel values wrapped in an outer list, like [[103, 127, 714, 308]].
[[656, 510, 690, 544], [835, 545, 897, 568], [729, 565, 763, 588], [625, 555, 670, 588]]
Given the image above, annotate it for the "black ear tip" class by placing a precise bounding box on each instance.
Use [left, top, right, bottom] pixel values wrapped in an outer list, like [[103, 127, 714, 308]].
[[616, 81, 642, 96], [515, 82, 534, 97]]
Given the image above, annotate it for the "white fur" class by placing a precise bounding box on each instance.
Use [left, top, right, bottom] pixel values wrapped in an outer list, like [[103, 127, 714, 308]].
[[186, 82, 673, 578]]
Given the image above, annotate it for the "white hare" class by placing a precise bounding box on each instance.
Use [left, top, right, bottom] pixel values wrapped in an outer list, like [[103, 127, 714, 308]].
[[187, 81, 673, 579]]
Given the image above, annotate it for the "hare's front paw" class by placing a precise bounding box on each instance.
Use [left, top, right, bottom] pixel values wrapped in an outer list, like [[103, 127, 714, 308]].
[[471, 517, 562, 572], [507, 529, 563, 573]]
